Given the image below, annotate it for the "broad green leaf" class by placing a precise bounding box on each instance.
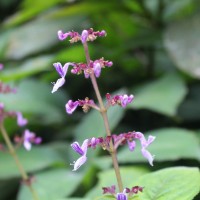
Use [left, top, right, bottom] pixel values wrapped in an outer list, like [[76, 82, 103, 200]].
[[0, 79, 67, 124], [118, 128, 200, 163], [0, 16, 84, 59], [86, 167, 149, 199], [4, 0, 63, 27], [0, 55, 54, 81], [18, 169, 83, 200], [129, 73, 187, 116], [135, 167, 200, 200], [74, 89, 127, 141], [0, 146, 64, 179], [164, 13, 200, 79]]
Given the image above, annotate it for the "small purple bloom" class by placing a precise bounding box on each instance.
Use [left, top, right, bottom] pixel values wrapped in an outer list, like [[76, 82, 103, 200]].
[[119, 94, 134, 108], [116, 190, 128, 200], [65, 100, 79, 114], [23, 129, 42, 151], [16, 112, 28, 127], [127, 140, 136, 151], [81, 30, 89, 43], [71, 139, 88, 171]]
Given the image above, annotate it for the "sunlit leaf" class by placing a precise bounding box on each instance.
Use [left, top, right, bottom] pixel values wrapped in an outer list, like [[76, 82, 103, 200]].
[[129, 73, 187, 116], [135, 167, 200, 200]]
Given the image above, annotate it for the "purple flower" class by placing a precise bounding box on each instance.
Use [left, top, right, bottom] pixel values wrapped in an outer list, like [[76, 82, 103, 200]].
[[23, 129, 42, 151], [135, 132, 155, 166], [81, 30, 89, 43], [71, 139, 88, 171], [16, 112, 28, 127], [51, 62, 74, 93], [65, 100, 79, 114]]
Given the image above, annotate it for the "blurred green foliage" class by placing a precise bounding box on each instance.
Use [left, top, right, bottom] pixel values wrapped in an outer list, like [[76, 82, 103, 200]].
[[0, 0, 200, 199]]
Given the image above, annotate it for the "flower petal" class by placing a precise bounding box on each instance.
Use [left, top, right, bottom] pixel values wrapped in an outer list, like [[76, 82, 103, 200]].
[[51, 77, 65, 93], [71, 142, 84, 155], [65, 100, 79, 114], [116, 193, 128, 200], [127, 140, 136, 151], [141, 147, 155, 166], [72, 155, 87, 171], [57, 30, 71, 40]]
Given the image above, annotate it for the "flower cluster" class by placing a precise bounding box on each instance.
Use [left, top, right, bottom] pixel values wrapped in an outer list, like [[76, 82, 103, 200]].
[[65, 93, 134, 114], [70, 131, 155, 171], [0, 65, 42, 151], [106, 93, 134, 108], [103, 185, 143, 200], [58, 28, 106, 43], [51, 58, 113, 93], [0, 103, 27, 127], [15, 129, 42, 151]]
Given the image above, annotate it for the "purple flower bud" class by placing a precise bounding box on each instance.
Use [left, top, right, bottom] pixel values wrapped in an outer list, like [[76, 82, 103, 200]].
[[99, 30, 107, 37], [120, 94, 134, 108], [57, 30, 71, 40], [81, 30, 89, 43], [23, 129, 41, 151], [16, 112, 28, 127], [116, 192, 127, 200], [93, 62, 101, 78], [65, 100, 79, 114]]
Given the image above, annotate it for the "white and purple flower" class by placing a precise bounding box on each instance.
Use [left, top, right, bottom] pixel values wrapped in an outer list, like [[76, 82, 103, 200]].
[[70, 139, 89, 171]]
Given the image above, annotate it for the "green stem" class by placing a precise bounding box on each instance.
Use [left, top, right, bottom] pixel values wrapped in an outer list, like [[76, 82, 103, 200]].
[[83, 42, 124, 192], [0, 123, 39, 200]]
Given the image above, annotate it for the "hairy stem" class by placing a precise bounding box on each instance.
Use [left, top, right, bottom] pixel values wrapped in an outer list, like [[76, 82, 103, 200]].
[[83, 42, 124, 192], [0, 123, 39, 200]]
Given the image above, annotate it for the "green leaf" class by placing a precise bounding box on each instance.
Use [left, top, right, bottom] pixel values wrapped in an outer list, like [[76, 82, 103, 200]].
[[18, 169, 83, 200], [118, 128, 200, 163], [129, 73, 187, 116], [0, 55, 54, 81], [0, 16, 84, 59], [164, 13, 200, 79], [0, 79, 67, 124], [74, 89, 127, 141], [4, 0, 63, 27], [0, 146, 64, 179], [86, 167, 149, 199], [135, 167, 200, 200]]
